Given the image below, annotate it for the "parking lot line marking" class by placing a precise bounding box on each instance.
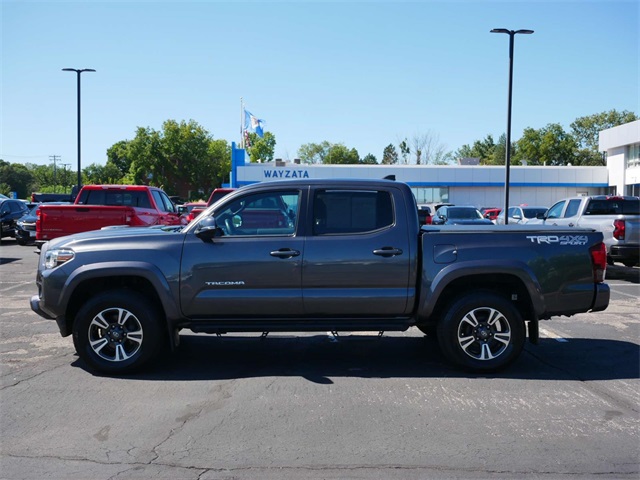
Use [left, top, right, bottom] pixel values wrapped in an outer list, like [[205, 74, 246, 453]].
[[540, 328, 569, 342]]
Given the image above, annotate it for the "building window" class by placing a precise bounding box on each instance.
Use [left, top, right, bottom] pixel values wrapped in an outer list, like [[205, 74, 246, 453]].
[[628, 143, 640, 168], [410, 187, 449, 203]]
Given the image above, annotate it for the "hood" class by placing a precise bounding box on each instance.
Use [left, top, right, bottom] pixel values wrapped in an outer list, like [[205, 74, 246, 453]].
[[44, 225, 183, 250]]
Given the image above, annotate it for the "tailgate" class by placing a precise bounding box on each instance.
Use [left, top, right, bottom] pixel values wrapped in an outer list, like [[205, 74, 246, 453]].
[[38, 205, 133, 240]]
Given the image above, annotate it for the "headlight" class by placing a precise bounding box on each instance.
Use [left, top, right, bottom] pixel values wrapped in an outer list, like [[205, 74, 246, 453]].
[[44, 249, 75, 269]]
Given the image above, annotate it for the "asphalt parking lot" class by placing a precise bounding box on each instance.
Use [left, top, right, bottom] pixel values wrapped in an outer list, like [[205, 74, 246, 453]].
[[1, 238, 638, 479]]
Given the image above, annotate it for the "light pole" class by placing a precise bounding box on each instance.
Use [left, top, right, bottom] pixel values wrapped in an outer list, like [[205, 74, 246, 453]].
[[62, 68, 95, 194], [490, 28, 533, 224]]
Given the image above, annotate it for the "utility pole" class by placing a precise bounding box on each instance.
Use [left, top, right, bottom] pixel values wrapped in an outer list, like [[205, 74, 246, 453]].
[[61, 163, 71, 193], [49, 155, 61, 193]]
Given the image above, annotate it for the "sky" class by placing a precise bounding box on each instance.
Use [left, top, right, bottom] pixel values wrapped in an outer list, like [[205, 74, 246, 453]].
[[1, 0, 638, 171]]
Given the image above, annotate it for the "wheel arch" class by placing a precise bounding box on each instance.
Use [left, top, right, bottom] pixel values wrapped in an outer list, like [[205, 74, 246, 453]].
[[418, 263, 544, 326], [60, 263, 180, 338]]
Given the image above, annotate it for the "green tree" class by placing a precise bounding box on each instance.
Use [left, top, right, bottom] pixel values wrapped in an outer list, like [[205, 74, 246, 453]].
[[514, 123, 576, 166], [360, 153, 378, 165], [246, 131, 276, 163], [297, 141, 332, 164], [106, 140, 132, 178], [455, 134, 498, 164], [382, 144, 398, 165], [119, 119, 230, 198], [0, 160, 34, 198], [325, 144, 360, 164], [570, 109, 638, 165], [84, 162, 127, 185]]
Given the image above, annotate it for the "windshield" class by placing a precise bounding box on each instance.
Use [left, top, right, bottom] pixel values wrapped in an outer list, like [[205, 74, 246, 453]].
[[523, 208, 547, 218], [448, 207, 483, 220]]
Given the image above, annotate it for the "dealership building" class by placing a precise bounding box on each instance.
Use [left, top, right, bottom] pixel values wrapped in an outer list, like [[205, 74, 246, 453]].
[[230, 120, 640, 208]]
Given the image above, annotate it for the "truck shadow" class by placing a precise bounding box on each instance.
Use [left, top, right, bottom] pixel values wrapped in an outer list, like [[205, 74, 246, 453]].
[[83, 334, 639, 383]]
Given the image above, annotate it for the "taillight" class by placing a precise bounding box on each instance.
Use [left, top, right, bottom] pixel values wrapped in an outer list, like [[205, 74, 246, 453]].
[[589, 242, 607, 283], [613, 219, 625, 240]]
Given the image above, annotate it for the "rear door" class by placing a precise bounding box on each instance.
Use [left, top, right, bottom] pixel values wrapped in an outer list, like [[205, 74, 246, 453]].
[[302, 186, 412, 316]]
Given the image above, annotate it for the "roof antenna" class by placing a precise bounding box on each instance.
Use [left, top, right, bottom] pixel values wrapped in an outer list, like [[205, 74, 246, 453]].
[[383, 175, 396, 181]]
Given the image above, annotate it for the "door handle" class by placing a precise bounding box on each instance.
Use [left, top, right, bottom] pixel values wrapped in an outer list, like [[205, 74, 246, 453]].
[[373, 247, 403, 257], [270, 248, 300, 258], [568, 223, 574, 227]]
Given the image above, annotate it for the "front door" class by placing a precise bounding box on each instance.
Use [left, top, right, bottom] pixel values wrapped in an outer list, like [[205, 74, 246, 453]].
[[180, 189, 304, 318]]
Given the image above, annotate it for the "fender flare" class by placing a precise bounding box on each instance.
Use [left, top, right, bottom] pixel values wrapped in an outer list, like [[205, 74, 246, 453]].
[[418, 260, 546, 320]]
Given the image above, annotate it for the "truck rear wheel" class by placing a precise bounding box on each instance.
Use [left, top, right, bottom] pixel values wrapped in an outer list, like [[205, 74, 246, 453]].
[[72, 290, 165, 374], [437, 292, 525, 372]]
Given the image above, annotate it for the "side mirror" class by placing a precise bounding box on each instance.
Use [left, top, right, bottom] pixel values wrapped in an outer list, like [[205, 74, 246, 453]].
[[536, 212, 546, 219], [195, 216, 224, 241], [177, 206, 187, 215], [512, 214, 522, 220]]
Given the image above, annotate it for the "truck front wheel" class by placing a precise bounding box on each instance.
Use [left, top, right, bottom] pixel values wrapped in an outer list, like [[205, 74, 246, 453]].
[[72, 290, 165, 374], [437, 292, 525, 372]]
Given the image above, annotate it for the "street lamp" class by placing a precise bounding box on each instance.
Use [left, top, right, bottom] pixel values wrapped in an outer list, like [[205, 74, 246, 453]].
[[490, 28, 533, 224], [62, 68, 96, 195]]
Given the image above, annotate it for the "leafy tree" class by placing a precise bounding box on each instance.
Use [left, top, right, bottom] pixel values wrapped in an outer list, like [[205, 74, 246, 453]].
[[119, 119, 230, 198], [297, 141, 360, 164], [455, 134, 498, 164], [326, 144, 360, 164], [514, 123, 576, 166], [360, 153, 378, 165], [298, 141, 332, 164], [0, 160, 34, 198], [382, 144, 398, 165], [106, 140, 132, 178], [246, 131, 276, 163], [84, 162, 127, 185], [570, 109, 638, 165]]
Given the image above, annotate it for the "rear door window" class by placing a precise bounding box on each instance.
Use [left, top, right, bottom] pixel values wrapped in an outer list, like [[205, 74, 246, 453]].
[[313, 190, 393, 235]]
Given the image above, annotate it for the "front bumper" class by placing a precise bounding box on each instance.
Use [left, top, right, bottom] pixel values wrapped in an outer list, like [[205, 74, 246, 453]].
[[30, 294, 70, 336]]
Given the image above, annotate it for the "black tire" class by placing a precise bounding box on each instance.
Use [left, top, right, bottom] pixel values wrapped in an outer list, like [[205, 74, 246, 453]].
[[622, 261, 638, 268], [437, 291, 525, 372], [72, 289, 165, 374]]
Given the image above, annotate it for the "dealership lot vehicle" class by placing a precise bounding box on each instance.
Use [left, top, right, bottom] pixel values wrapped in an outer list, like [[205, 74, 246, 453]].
[[15, 202, 71, 245], [431, 205, 494, 225], [496, 205, 548, 225], [0, 198, 29, 238], [534, 195, 640, 267], [31, 179, 608, 375]]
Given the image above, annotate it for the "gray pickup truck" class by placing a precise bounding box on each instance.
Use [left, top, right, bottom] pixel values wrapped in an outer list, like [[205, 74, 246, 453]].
[[31, 179, 610, 374]]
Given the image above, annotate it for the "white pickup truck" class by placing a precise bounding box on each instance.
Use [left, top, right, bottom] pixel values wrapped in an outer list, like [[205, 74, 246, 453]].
[[534, 195, 640, 267]]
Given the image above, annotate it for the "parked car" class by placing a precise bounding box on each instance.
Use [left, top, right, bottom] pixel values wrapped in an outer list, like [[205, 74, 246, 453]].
[[36, 185, 182, 245], [431, 205, 493, 225], [15, 202, 71, 245], [417, 204, 432, 225], [495, 205, 548, 225], [533, 195, 639, 267], [186, 188, 236, 223], [178, 202, 207, 225], [0, 198, 29, 239]]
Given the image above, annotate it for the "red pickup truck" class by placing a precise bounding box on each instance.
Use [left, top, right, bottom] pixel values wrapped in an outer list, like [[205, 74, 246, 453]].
[[36, 185, 181, 244]]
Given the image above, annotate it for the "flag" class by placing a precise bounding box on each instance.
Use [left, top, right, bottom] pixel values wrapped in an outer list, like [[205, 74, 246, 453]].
[[244, 109, 265, 138]]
